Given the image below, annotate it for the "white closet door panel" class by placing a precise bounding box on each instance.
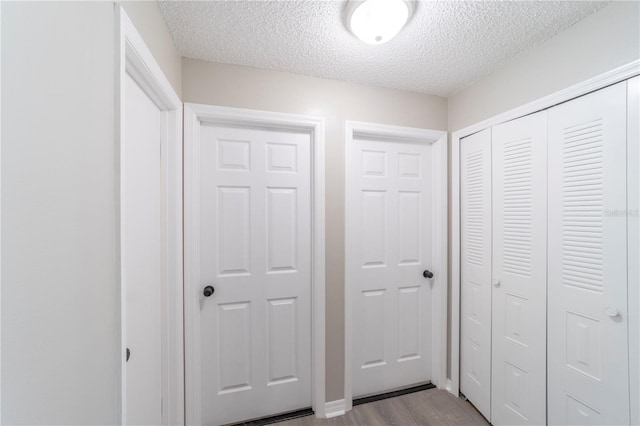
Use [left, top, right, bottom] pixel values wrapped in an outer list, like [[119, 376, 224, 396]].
[[460, 128, 492, 420], [124, 73, 163, 426], [548, 82, 629, 426], [628, 76, 639, 426], [350, 138, 433, 397], [491, 111, 547, 426]]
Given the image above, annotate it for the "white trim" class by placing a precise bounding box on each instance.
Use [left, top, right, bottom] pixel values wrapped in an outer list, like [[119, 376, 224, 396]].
[[450, 60, 640, 397], [627, 76, 639, 426], [0, 2, 3, 419], [324, 399, 347, 419], [183, 104, 326, 422], [116, 6, 184, 425], [344, 121, 448, 410], [445, 379, 453, 392]]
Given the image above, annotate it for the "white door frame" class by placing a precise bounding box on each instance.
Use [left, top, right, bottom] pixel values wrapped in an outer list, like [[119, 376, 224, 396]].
[[450, 59, 640, 397], [183, 104, 326, 421], [627, 75, 640, 426], [344, 121, 448, 411], [116, 6, 184, 425]]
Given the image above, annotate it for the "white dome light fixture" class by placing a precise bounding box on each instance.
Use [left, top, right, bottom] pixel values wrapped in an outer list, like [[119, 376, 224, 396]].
[[345, 0, 415, 45]]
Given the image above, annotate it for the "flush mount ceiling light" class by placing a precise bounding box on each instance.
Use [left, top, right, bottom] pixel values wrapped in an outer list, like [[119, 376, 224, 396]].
[[345, 0, 415, 45]]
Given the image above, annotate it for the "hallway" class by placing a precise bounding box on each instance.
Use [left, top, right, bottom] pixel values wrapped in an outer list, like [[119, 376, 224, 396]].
[[275, 390, 489, 426]]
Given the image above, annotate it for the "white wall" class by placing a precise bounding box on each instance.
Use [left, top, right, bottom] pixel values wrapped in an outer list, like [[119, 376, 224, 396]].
[[1, 2, 181, 424], [448, 1, 640, 131], [181, 58, 449, 401], [1, 2, 119, 424]]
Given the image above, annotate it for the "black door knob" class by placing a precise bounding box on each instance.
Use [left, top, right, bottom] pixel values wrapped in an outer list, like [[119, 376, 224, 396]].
[[203, 286, 215, 297], [423, 270, 434, 279]]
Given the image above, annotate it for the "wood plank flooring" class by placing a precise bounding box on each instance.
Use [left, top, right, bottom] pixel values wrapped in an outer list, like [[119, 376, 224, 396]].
[[275, 389, 489, 426]]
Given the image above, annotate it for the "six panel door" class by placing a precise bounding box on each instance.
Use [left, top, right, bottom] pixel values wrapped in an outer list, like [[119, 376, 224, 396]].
[[491, 111, 547, 426], [348, 137, 434, 397], [460, 128, 492, 420], [547, 82, 630, 425], [187, 122, 312, 425]]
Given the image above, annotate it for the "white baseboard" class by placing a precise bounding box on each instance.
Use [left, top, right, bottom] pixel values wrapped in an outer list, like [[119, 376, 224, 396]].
[[324, 399, 346, 418], [445, 379, 453, 392]]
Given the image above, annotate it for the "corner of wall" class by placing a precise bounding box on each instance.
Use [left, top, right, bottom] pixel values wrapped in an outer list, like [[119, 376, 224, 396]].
[[446, 1, 640, 132]]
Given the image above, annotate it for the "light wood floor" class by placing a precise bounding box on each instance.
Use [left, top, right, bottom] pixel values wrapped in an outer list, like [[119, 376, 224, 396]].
[[275, 389, 489, 426]]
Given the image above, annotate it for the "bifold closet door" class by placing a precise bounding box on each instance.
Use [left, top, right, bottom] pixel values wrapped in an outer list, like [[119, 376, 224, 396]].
[[491, 111, 547, 426], [460, 128, 492, 420], [548, 82, 629, 425]]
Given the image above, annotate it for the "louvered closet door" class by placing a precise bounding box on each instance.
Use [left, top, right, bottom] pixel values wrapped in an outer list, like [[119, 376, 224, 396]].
[[491, 111, 547, 426], [548, 82, 629, 425], [460, 128, 492, 420]]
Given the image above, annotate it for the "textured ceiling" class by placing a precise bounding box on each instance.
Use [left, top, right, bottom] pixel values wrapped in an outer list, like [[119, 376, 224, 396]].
[[158, 0, 608, 97]]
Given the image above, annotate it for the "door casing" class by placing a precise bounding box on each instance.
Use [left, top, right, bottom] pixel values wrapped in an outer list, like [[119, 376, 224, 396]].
[[116, 6, 184, 426], [344, 121, 448, 411], [183, 104, 326, 421], [627, 75, 640, 426]]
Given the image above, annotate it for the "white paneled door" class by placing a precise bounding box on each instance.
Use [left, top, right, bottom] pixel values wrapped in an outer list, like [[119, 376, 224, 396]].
[[491, 111, 547, 426], [459, 129, 492, 420], [123, 72, 163, 426], [348, 136, 433, 397], [186, 122, 312, 425], [548, 82, 629, 425]]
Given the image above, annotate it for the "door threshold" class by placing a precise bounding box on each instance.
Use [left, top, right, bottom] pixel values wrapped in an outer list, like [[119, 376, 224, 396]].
[[228, 407, 314, 426], [353, 382, 436, 406]]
